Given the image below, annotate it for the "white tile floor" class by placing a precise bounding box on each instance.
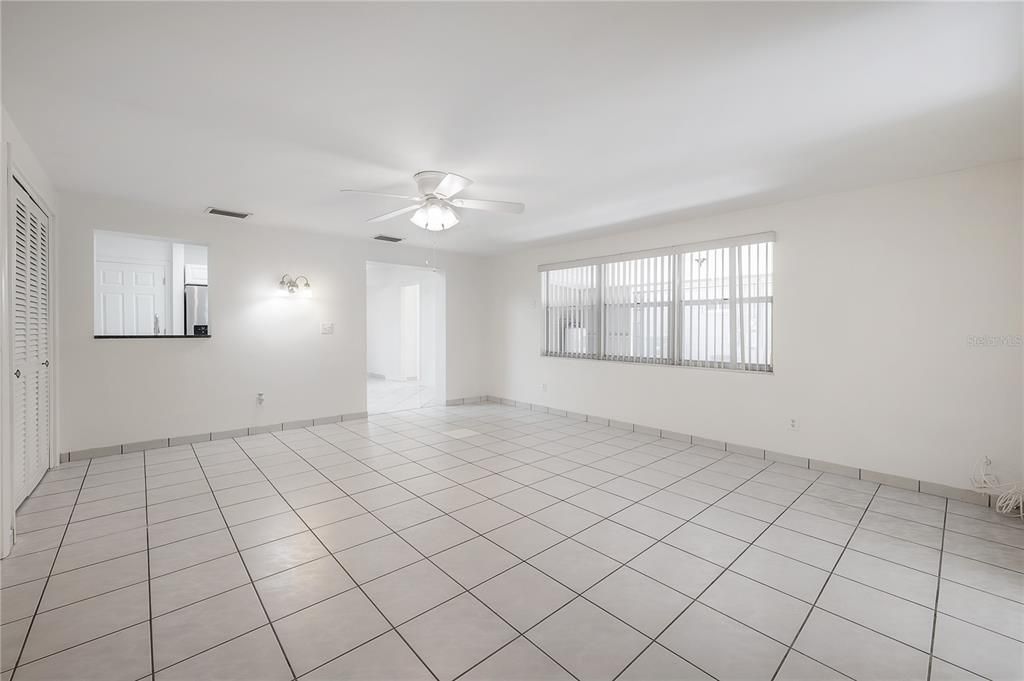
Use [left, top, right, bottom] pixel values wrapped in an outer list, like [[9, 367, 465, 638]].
[[366, 377, 439, 414], [2, 402, 1022, 681]]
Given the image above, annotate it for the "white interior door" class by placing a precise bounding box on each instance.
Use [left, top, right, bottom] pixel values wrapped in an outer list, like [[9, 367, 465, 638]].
[[11, 180, 51, 508], [95, 261, 168, 335]]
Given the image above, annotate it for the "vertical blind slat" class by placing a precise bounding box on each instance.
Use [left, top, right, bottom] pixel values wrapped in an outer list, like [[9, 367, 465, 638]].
[[540, 237, 773, 372]]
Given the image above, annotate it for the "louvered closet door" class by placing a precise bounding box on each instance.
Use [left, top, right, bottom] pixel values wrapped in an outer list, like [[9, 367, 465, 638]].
[[11, 181, 50, 508]]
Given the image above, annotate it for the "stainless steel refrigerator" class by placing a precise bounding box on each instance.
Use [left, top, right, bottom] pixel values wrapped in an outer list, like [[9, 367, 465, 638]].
[[184, 284, 209, 336]]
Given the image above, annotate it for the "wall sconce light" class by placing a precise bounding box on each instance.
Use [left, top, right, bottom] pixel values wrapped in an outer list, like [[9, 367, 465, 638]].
[[279, 274, 311, 296]]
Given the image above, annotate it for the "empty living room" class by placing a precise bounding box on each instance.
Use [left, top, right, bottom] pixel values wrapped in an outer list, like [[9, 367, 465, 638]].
[[0, 2, 1021, 680]]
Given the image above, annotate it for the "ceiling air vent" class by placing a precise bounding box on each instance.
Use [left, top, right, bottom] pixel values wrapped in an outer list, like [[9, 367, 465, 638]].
[[373, 234, 403, 243], [205, 207, 251, 219]]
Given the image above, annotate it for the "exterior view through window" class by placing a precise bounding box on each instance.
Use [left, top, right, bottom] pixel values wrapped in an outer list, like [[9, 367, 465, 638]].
[[540, 233, 774, 372]]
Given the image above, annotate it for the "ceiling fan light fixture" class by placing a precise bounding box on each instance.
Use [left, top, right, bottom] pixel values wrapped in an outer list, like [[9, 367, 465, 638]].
[[411, 200, 459, 231], [344, 171, 524, 230]]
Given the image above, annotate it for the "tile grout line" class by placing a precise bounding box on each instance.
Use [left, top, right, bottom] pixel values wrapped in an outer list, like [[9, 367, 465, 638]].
[[314, 423, 762, 681], [926, 498, 949, 681], [368, 426, 712, 675], [6, 403, 1020, 680], [767, 485, 883, 681], [8, 457, 92, 680], [4, 453, 947, 678], [283, 410, 983, 680], [185, 443, 300, 681], [142, 448, 155, 680], [230, 433, 446, 681], [449, 451, 736, 681], [18, 444, 987, 605], [287, 425, 584, 681], [25, 447, 999, 544], [608, 455, 833, 681]]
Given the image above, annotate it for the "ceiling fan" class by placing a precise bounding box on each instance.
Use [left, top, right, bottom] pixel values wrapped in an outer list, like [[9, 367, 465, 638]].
[[341, 171, 525, 232]]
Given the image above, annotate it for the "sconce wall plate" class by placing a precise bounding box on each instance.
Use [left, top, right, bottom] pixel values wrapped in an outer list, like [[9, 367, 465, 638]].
[[280, 274, 311, 295]]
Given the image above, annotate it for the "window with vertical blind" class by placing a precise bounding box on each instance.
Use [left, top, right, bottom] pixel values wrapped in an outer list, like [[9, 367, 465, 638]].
[[540, 232, 774, 372]]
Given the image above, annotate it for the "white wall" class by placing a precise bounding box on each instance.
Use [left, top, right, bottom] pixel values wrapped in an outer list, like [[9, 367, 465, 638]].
[[399, 284, 420, 380], [184, 244, 207, 268], [486, 162, 1023, 490], [95, 230, 173, 263], [366, 281, 401, 379], [58, 192, 487, 452]]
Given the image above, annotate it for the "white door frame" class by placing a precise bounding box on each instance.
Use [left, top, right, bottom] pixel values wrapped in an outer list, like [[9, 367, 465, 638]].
[[364, 261, 446, 414], [1, 148, 58, 558]]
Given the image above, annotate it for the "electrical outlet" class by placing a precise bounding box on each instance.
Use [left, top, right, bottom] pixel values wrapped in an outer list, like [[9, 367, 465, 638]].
[[257, 392, 265, 406], [788, 418, 799, 431], [541, 383, 547, 392], [320, 322, 335, 335]]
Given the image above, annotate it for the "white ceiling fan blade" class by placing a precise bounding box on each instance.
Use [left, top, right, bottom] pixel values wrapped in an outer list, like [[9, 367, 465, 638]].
[[367, 203, 421, 223], [450, 198, 525, 214], [340, 189, 420, 201], [432, 173, 473, 199]]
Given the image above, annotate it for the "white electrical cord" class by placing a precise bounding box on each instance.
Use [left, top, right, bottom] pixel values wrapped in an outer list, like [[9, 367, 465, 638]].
[[971, 457, 1024, 521]]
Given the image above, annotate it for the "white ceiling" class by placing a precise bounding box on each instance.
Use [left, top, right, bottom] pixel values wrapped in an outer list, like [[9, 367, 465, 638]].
[[3, 2, 1021, 254]]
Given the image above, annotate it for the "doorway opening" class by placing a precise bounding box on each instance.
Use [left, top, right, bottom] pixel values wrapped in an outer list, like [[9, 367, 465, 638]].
[[365, 261, 445, 414]]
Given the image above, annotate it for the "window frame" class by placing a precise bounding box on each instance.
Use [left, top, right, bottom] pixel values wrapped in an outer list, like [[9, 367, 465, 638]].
[[539, 232, 775, 374]]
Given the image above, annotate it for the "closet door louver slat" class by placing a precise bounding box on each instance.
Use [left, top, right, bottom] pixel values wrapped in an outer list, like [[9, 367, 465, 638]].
[[11, 182, 51, 509]]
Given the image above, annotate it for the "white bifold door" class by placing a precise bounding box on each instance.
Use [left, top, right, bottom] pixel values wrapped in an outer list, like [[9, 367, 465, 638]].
[[11, 180, 51, 508]]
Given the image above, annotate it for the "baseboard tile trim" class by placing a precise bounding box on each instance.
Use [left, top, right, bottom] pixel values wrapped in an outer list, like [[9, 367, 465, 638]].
[[692, 436, 726, 451], [124, 438, 170, 454], [212, 427, 248, 441], [68, 444, 123, 462], [313, 415, 343, 426], [59, 396, 993, 509], [484, 393, 992, 508], [919, 481, 990, 506], [861, 469, 918, 492], [726, 443, 765, 459], [809, 458, 860, 479], [170, 433, 212, 446], [766, 450, 809, 468], [661, 430, 692, 444]]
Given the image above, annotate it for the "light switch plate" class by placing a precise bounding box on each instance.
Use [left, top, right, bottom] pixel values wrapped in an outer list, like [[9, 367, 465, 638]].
[[320, 322, 335, 335]]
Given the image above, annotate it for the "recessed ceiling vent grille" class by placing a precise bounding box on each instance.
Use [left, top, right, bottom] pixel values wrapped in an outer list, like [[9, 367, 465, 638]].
[[205, 207, 251, 219], [373, 234, 403, 243]]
